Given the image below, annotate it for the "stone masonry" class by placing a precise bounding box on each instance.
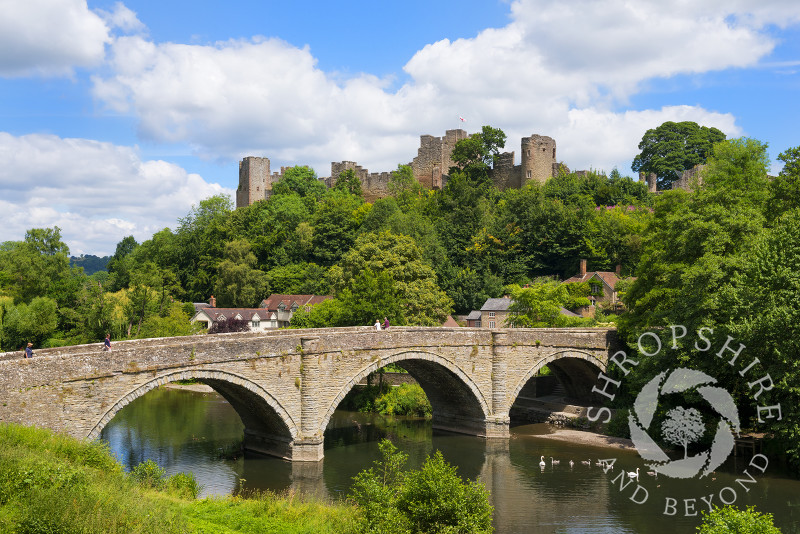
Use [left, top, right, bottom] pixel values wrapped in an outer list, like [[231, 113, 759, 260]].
[[0, 326, 617, 461], [236, 130, 560, 206]]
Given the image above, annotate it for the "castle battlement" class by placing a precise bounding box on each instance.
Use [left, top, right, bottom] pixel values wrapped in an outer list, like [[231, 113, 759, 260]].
[[236, 130, 559, 207]]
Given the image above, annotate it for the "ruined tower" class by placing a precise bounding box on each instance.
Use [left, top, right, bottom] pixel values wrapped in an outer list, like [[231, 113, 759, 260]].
[[410, 129, 469, 189], [236, 157, 270, 208], [520, 134, 557, 185]]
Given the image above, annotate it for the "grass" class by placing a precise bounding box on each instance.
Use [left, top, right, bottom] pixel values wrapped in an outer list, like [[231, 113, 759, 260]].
[[0, 423, 360, 533]]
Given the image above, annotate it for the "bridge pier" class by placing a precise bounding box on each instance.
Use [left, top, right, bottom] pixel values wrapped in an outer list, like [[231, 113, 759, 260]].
[[290, 438, 325, 462]]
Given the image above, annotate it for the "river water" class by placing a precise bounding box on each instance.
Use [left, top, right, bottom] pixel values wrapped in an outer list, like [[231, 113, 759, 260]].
[[100, 387, 800, 533]]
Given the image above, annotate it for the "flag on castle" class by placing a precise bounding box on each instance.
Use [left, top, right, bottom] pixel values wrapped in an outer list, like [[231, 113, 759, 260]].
[[459, 116, 466, 122]]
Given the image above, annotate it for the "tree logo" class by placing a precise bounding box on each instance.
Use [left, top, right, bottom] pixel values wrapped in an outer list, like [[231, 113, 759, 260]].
[[628, 367, 741, 479]]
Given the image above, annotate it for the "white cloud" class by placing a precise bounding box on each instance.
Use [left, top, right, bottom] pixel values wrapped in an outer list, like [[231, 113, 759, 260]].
[[0, 0, 111, 77], [87, 0, 797, 180], [0, 132, 232, 255]]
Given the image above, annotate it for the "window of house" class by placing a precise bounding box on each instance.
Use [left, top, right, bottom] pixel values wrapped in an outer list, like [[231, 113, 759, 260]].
[[251, 319, 260, 328], [475, 321, 482, 327], [488, 311, 496, 317], [489, 321, 496, 328], [527, 170, 532, 178]]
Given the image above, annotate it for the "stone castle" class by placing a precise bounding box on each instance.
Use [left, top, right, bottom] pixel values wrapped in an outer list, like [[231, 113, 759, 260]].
[[236, 129, 563, 207]]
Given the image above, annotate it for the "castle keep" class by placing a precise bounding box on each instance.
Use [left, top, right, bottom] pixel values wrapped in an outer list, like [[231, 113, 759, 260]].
[[237, 129, 560, 207]]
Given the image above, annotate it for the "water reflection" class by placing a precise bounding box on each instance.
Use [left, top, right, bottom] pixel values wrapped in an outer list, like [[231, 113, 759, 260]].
[[100, 387, 800, 533]]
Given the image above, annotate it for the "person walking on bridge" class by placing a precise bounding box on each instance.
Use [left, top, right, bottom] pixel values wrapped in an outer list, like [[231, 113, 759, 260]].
[[103, 333, 112, 352], [24, 343, 33, 358]]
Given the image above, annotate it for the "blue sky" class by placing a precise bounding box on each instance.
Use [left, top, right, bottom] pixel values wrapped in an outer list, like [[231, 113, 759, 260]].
[[1, 0, 799, 255]]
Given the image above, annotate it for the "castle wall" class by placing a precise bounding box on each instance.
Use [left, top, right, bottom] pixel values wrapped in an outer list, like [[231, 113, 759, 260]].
[[237, 129, 564, 207], [489, 151, 521, 190]]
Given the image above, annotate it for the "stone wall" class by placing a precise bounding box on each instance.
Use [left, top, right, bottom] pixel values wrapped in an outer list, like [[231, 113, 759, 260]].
[[0, 327, 617, 461]]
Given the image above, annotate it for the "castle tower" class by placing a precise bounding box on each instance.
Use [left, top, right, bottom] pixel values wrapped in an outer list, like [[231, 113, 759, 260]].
[[410, 129, 468, 189], [237, 157, 270, 208], [520, 135, 556, 184]]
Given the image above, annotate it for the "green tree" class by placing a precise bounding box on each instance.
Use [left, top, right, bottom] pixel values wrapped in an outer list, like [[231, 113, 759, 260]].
[[106, 235, 138, 291], [505, 281, 587, 327], [632, 121, 726, 190], [0, 296, 58, 350], [311, 190, 365, 266], [697, 505, 781, 534], [349, 439, 493, 534], [333, 169, 363, 197], [271, 165, 326, 201], [335, 231, 453, 326], [214, 240, 269, 308], [388, 164, 423, 209], [766, 145, 800, 222]]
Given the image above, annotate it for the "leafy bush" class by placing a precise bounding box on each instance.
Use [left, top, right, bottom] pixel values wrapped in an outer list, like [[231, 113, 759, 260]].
[[349, 439, 493, 534], [167, 471, 201, 499], [605, 408, 631, 438], [130, 459, 166, 490], [697, 505, 781, 533], [374, 384, 432, 417]]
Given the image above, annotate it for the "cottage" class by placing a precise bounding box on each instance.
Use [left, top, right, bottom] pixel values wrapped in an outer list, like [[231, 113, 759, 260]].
[[191, 294, 331, 332]]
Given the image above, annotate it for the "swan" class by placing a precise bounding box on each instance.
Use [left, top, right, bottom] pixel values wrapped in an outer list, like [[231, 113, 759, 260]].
[[550, 457, 560, 465], [569, 460, 574, 468], [595, 460, 605, 467], [627, 467, 640, 480], [581, 459, 591, 465], [539, 455, 546, 467], [646, 470, 658, 478]]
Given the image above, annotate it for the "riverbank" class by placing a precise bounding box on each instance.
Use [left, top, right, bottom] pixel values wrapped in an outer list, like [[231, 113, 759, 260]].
[[531, 426, 636, 450]]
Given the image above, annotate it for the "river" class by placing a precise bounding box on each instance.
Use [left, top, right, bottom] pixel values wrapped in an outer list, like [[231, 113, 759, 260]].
[[100, 386, 800, 533]]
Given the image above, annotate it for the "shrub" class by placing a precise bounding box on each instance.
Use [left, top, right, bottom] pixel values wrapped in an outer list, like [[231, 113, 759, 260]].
[[349, 439, 493, 534], [697, 505, 781, 533], [130, 459, 166, 490], [167, 472, 201, 499], [374, 384, 432, 417]]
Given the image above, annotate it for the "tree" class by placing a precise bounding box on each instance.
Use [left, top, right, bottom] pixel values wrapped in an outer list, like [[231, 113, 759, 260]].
[[449, 125, 507, 188], [697, 505, 781, 534], [214, 240, 268, 308], [270, 165, 326, 200], [335, 231, 453, 326], [661, 407, 705, 459], [388, 164, 423, 209], [332, 168, 363, 197], [631, 121, 726, 190], [505, 281, 584, 327], [349, 439, 493, 534]]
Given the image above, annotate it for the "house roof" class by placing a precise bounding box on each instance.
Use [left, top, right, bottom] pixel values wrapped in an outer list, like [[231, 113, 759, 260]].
[[441, 315, 460, 327], [192, 308, 272, 323], [259, 294, 331, 311], [562, 271, 621, 289], [559, 307, 581, 317], [465, 310, 482, 321], [480, 297, 513, 312]]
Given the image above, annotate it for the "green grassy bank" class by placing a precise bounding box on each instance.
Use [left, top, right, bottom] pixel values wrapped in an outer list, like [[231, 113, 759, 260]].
[[0, 423, 359, 534]]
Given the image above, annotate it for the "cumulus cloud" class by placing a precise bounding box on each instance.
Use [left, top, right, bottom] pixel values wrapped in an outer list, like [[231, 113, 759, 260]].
[[0, 0, 111, 77], [0, 132, 231, 255], [88, 0, 796, 179]]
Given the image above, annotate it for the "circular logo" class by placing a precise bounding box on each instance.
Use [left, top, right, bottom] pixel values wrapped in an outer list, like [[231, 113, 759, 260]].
[[628, 367, 741, 479]]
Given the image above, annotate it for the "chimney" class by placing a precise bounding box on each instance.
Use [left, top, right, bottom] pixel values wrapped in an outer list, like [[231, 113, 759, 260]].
[[209, 295, 216, 308], [615, 264, 622, 276], [579, 259, 587, 276]]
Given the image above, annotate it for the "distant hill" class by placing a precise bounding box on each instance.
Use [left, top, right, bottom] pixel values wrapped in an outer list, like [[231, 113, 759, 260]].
[[70, 254, 111, 275]]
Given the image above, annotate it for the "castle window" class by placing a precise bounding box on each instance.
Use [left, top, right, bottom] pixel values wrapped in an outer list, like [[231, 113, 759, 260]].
[[527, 170, 532, 178], [527, 150, 531, 156], [553, 148, 556, 159]]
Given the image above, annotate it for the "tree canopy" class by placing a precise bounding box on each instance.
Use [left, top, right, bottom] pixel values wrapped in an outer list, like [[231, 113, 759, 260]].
[[631, 121, 726, 190]]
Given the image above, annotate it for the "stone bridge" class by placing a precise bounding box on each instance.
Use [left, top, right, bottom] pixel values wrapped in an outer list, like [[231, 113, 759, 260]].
[[0, 326, 617, 461]]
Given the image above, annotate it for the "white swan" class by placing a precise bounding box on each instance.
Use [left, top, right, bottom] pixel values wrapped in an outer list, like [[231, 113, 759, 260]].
[[569, 459, 574, 468], [539, 455, 546, 467], [581, 459, 591, 465], [627, 467, 640, 480], [550, 457, 560, 465], [646, 470, 658, 478]]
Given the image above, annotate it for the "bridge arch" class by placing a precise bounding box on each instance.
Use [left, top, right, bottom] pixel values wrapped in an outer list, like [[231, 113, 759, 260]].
[[509, 349, 606, 407], [87, 369, 299, 457], [319, 350, 491, 437]]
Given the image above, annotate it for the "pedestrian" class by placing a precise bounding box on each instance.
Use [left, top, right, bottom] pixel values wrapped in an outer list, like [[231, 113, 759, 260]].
[[374, 319, 382, 331], [103, 333, 112, 352], [383, 317, 390, 330], [24, 343, 33, 358]]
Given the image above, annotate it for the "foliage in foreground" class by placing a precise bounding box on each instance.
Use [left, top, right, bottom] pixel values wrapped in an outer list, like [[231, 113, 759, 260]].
[[0, 423, 359, 534], [349, 439, 493, 534], [697, 505, 781, 533]]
